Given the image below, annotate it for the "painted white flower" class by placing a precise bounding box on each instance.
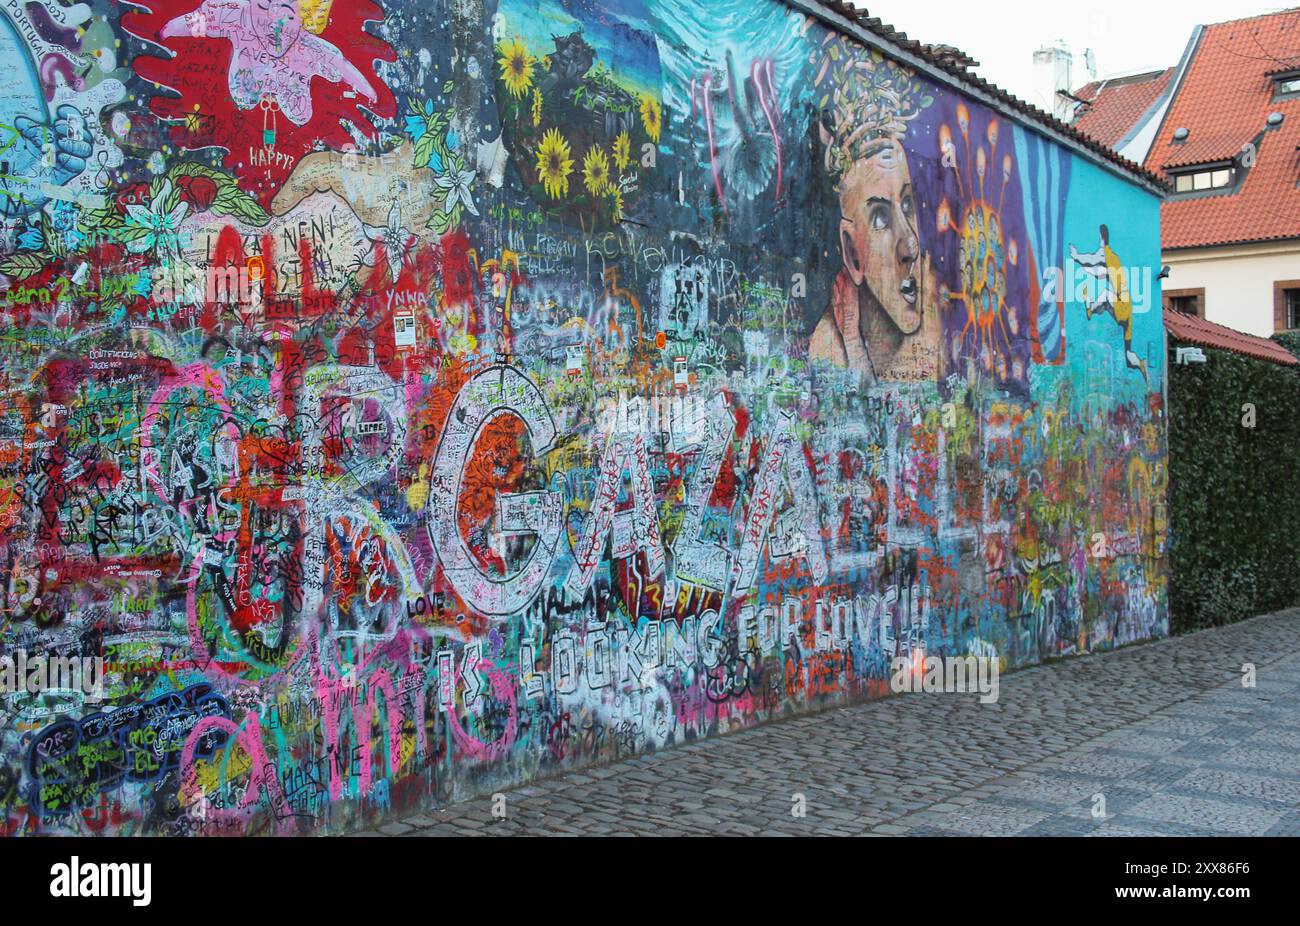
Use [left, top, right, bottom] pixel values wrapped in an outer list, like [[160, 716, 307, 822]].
[[361, 199, 414, 279], [125, 179, 189, 258], [434, 164, 479, 218]]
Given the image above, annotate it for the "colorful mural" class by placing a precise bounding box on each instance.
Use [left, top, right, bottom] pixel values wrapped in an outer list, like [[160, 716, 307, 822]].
[[0, 0, 1167, 835]]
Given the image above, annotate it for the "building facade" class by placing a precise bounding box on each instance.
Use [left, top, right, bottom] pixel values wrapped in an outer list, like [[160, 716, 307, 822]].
[[0, 0, 1165, 835], [1072, 9, 1300, 337]]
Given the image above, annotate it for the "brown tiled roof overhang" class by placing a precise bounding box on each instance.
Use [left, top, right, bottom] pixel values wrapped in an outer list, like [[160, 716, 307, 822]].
[[802, 0, 1169, 191], [1161, 131, 1252, 171], [1074, 69, 1174, 150], [1164, 308, 1299, 366], [1265, 56, 1300, 76]]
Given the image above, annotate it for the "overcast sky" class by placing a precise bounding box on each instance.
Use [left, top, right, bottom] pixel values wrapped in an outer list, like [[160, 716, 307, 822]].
[[867, 0, 1294, 102]]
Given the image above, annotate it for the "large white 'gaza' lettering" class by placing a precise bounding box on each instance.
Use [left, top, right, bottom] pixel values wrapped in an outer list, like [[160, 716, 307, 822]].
[[427, 364, 563, 616]]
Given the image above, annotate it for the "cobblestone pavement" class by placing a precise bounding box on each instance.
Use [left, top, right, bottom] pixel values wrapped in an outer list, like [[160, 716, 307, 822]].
[[359, 609, 1300, 837]]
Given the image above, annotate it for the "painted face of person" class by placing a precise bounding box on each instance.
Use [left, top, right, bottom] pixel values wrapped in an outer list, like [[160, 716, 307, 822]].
[[837, 138, 922, 335]]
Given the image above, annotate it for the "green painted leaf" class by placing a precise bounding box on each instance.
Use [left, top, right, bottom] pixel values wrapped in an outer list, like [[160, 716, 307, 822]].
[[170, 163, 233, 186], [0, 252, 48, 278], [413, 134, 437, 170], [211, 187, 269, 226]]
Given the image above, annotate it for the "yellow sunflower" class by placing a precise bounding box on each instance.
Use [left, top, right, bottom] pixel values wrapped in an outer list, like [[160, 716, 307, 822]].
[[609, 187, 625, 222], [612, 130, 631, 172], [583, 145, 611, 197], [531, 88, 543, 127], [498, 37, 533, 100], [639, 95, 661, 144], [536, 128, 574, 200]]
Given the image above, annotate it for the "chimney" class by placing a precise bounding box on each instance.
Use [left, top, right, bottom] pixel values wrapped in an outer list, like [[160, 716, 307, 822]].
[[1032, 41, 1074, 121]]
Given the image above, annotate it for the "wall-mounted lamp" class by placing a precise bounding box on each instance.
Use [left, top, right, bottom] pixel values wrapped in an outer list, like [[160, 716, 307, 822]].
[[1175, 346, 1207, 365]]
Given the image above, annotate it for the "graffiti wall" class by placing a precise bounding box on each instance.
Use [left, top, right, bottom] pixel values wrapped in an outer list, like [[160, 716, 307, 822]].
[[0, 0, 1167, 835]]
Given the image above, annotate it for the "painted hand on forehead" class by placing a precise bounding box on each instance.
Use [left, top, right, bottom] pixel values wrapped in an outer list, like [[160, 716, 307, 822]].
[[160, 0, 377, 126]]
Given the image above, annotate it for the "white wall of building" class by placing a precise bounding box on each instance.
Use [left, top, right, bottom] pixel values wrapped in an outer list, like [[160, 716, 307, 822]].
[[1164, 240, 1300, 335], [1117, 97, 1168, 164]]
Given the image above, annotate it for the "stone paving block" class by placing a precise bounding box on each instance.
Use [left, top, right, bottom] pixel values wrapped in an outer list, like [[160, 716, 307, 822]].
[[1124, 793, 1286, 836], [1084, 822, 1159, 838], [1098, 734, 1191, 757], [1115, 761, 1194, 789], [1263, 811, 1300, 837], [377, 821, 417, 836], [988, 771, 1110, 808], [1212, 746, 1298, 775], [1171, 766, 1300, 805], [1018, 815, 1105, 837], [1247, 728, 1300, 751], [914, 803, 1050, 836], [1140, 717, 1221, 737]]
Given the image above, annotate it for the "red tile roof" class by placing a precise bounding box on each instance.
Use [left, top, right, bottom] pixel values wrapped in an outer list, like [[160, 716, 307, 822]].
[[1161, 131, 1253, 170], [1147, 9, 1300, 249], [1164, 308, 1299, 365], [1265, 56, 1300, 76], [1073, 69, 1174, 150]]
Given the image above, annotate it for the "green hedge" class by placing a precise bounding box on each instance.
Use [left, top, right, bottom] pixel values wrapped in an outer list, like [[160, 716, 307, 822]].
[[1167, 338, 1300, 632]]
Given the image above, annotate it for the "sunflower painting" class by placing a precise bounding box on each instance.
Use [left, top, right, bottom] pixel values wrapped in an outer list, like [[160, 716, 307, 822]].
[[536, 129, 575, 200], [583, 146, 611, 196], [492, 2, 662, 230], [498, 37, 534, 100], [639, 96, 661, 145], [613, 131, 631, 172]]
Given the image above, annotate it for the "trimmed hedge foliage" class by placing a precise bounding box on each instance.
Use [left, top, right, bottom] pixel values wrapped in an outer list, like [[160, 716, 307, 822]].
[[1167, 337, 1300, 632]]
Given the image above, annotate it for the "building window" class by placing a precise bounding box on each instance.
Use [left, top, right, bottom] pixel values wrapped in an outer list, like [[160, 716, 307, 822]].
[[1171, 167, 1233, 193], [1164, 288, 1205, 319], [1274, 74, 1300, 100], [1274, 281, 1300, 332]]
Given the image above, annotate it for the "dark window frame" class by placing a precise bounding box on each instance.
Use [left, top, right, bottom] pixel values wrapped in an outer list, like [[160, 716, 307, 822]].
[[1272, 71, 1300, 101], [1169, 165, 1235, 194], [1164, 287, 1206, 319], [1273, 280, 1300, 332]]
